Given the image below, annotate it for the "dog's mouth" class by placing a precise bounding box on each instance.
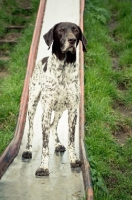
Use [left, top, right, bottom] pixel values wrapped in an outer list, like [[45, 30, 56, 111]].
[[61, 45, 76, 54]]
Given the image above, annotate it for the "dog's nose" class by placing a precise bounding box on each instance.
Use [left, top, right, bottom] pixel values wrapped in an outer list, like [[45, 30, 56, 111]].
[[68, 38, 76, 44]]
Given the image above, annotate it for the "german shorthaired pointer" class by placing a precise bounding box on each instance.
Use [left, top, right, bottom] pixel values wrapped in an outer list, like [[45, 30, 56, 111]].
[[22, 22, 87, 176]]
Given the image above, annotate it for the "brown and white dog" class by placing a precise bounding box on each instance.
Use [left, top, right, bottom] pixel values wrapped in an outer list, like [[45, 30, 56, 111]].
[[22, 22, 87, 176]]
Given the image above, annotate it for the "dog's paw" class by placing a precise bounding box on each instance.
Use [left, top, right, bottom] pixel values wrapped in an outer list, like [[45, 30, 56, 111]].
[[22, 151, 32, 160], [55, 143, 66, 152], [69, 151, 81, 168], [35, 168, 49, 176], [70, 159, 82, 168]]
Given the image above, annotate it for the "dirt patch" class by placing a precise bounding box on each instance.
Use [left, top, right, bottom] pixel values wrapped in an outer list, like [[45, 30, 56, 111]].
[[113, 101, 132, 144], [109, 17, 117, 36], [117, 81, 128, 91], [0, 32, 21, 43], [116, 75, 131, 91], [112, 123, 132, 145], [0, 71, 8, 79], [114, 103, 132, 117], [17, 0, 31, 10], [105, 176, 118, 190], [109, 14, 132, 145], [0, 56, 10, 61], [111, 57, 121, 70]]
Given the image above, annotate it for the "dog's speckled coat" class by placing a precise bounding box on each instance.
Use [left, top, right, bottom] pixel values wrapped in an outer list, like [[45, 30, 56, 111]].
[[22, 22, 87, 176]]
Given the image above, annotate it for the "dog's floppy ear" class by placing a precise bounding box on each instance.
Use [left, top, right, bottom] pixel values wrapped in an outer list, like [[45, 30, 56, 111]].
[[78, 27, 87, 52], [43, 23, 59, 49]]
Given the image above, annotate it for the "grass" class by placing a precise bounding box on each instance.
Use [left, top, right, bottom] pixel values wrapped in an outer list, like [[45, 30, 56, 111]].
[[0, 0, 132, 199], [0, 0, 39, 155], [84, 0, 132, 199], [0, 0, 37, 36]]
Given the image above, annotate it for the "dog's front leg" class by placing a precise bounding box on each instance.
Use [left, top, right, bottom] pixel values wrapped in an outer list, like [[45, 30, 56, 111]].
[[22, 84, 40, 160], [51, 111, 66, 152], [35, 108, 51, 176], [68, 108, 81, 168]]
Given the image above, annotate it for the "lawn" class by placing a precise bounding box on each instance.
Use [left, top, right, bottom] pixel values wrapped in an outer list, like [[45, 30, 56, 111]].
[[0, 0, 132, 199], [84, 0, 132, 199]]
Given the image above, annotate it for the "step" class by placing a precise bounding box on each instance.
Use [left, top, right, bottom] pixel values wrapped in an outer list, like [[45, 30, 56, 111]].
[[0, 56, 10, 62], [0, 39, 17, 44], [6, 25, 25, 30]]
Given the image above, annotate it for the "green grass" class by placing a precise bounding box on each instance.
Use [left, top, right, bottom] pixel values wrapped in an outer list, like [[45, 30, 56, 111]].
[[0, 0, 38, 36], [0, 0, 132, 199], [0, 0, 39, 154], [84, 0, 132, 199]]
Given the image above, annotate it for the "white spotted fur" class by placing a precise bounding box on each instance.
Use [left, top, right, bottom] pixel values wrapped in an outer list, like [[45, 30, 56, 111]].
[[22, 53, 81, 175]]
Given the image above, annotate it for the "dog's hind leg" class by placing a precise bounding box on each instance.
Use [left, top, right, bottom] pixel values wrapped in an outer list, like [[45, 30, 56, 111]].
[[68, 108, 81, 168], [22, 83, 41, 160], [51, 111, 66, 152]]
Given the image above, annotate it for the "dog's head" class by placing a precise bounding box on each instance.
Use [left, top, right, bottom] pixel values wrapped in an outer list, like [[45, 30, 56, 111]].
[[43, 22, 87, 63]]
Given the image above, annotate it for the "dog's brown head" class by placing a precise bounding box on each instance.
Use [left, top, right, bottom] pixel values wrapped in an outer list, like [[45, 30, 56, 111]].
[[43, 22, 87, 63]]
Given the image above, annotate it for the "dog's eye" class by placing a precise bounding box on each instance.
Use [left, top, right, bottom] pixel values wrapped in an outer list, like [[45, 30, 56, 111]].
[[72, 26, 79, 33], [59, 29, 65, 33], [73, 28, 79, 33]]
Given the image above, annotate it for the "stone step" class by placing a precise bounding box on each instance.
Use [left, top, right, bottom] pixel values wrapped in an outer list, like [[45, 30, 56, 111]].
[[6, 25, 25, 30], [0, 39, 17, 44], [0, 56, 10, 62]]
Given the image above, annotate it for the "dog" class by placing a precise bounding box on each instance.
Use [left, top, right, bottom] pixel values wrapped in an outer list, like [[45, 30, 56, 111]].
[[22, 22, 87, 176]]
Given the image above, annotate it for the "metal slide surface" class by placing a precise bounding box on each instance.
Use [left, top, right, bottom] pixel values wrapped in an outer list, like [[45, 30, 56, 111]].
[[0, 1, 85, 199]]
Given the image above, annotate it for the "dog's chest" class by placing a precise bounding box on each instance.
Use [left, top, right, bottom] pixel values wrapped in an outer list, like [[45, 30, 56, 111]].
[[39, 54, 80, 110], [41, 55, 79, 91]]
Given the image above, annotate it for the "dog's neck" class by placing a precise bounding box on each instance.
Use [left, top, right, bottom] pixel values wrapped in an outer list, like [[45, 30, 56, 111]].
[[44, 54, 78, 85], [52, 43, 76, 64]]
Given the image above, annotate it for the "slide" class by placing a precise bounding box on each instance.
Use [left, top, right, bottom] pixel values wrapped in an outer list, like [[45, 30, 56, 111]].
[[0, 1, 93, 199]]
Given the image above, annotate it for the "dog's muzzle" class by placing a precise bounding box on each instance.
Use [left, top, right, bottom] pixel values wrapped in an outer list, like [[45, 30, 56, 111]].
[[61, 37, 77, 54]]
